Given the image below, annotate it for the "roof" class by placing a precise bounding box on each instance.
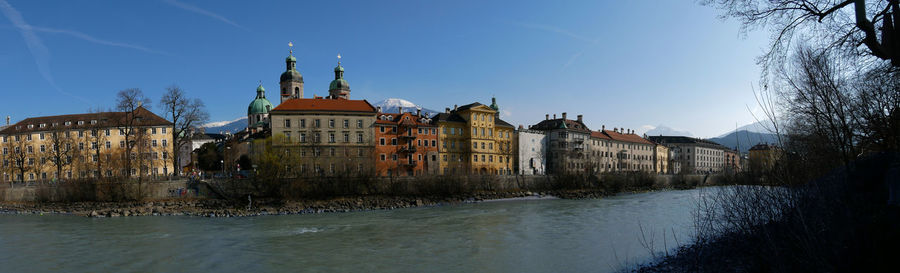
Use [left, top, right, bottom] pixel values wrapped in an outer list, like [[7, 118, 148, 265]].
[[374, 112, 435, 127], [647, 135, 729, 149], [271, 98, 376, 113], [0, 107, 171, 135], [598, 130, 655, 145], [529, 118, 591, 133], [430, 105, 515, 128], [590, 131, 612, 140], [749, 143, 779, 151]]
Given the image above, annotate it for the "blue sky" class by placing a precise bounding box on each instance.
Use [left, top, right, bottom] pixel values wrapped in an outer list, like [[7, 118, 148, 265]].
[[0, 0, 768, 138]]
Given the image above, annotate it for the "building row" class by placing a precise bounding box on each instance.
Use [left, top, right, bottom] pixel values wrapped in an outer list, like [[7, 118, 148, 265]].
[[1, 48, 751, 182]]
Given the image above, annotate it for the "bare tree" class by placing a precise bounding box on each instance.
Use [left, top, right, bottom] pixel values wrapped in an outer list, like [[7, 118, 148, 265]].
[[116, 88, 151, 179], [160, 85, 209, 176], [2, 135, 32, 182], [45, 127, 76, 181], [705, 0, 900, 70]]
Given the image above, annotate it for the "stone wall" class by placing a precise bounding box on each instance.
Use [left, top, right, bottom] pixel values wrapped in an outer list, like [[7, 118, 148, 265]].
[[0, 180, 199, 202]]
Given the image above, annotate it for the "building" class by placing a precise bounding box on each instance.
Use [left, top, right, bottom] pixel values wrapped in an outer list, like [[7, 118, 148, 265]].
[[748, 143, 780, 173], [723, 148, 741, 173], [648, 136, 729, 174], [0, 107, 173, 182], [327, 59, 351, 100], [279, 48, 304, 104], [653, 143, 669, 174], [432, 99, 516, 175], [529, 113, 592, 174], [268, 98, 377, 176], [247, 84, 274, 133], [177, 130, 226, 174], [373, 108, 438, 176], [516, 127, 548, 175], [589, 127, 656, 173]]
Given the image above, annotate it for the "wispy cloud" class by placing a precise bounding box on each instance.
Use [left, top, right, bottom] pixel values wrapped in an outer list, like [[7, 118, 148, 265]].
[[163, 0, 248, 31], [0, 0, 90, 103], [508, 21, 600, 68], [24, 25, 170, 55]]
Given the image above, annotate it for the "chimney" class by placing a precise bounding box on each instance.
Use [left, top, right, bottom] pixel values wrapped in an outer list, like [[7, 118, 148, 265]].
[[601, 125, 605, 131], [562, 112, 567, 120], [576, 115, 583, 123], [445, 107, 450, 113], [416, 108, 422, 117], [377, 106, 382, 113], [454, 104, 458, 111], [545, 114, 549, 120], [553, 114, 557, 119], [137, 101, 143, 108], [398, 106, 403, 114], [5, 116, 9, 126], [518, 124, 524, 129]]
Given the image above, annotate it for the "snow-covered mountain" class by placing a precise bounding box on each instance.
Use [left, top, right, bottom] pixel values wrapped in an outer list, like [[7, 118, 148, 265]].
[[373, 98, 440, 117], [717, 120, 778, 137], [644, 125, 693, 137], [201, 117, 247, 134]]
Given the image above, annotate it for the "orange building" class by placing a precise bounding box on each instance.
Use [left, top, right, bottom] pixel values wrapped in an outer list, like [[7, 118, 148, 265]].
[[374, 109, 439, 176]]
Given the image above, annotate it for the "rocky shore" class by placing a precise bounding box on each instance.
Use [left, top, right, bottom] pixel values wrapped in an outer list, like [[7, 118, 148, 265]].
[[0, 190, 605, 218]]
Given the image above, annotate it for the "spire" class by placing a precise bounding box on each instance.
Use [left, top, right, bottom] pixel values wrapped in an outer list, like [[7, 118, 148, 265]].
[[334, 53, 344, 79], [489, 96, 499, 111], [285, 42, 297, 70], [256, 82, 266, 98]]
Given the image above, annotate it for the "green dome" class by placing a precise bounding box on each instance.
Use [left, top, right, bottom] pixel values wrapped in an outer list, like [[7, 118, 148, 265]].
[[286, 55, 296, 62], [248, 85, 274, 115], [280, 70, 303, 83], [329, 78, 350, 91], [334, 64, 344, 72]]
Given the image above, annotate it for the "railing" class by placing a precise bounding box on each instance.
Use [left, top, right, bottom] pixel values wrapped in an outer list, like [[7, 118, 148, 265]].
[[399, 134, 416, 139], [399, 146, 418, 153], [402, 160, 418, 167]]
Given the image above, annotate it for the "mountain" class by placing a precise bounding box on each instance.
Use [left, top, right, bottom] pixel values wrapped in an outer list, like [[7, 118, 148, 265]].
[[201, 117, 247, 134], [373, 98, 440, 117], [708, 130, 780, 153], [718, 120, 778, 137], [644, 125, 693, 137]]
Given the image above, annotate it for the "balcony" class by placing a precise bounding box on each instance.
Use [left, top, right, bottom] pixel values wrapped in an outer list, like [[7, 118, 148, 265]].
[[399, 134, 417, 139], [402, 160, 418, 167], [399, 146, 418, 153]]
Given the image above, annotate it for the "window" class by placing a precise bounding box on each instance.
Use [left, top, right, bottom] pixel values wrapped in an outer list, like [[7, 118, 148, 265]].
[[343, 119, 349, 128], [473, 155, 478, 162], [120, 129, 125, 136], [328, 133, 335, 143], [343, 133, 349, 143], [162, 128, 167, 134], [380, 126, 385, 133], [357, 133, 363, 143], [40, 145, 45, 152], [152, 140, 158, 147], [151, 128, 157, 134], [473, 142, 477, 149], [443, 127, 447, 134], [391, 127, 397, 133], [162, 140, 167, 147], [285, 132, 292, 142], [300, 133, 307, 143], [314, 133, 321, 143], [105, 142, 111, 149], [300, 119, 306, 128], [329, 119, 335, 128], [39, 133, 45, 140], [391, 138, 397, 145], [357, 120, 363, 128], [314, 119, 321, 128], [431, 140, 436, 146], [285, 119, 291, 128], [450, 128, 455, 135], [380, 154, 386, 161]]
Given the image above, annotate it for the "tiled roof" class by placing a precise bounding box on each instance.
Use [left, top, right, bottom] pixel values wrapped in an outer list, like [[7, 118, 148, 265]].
[[590, 131, 612, 140], [271, 98, 376, 113], [495, 118, 514, 128], [455, 102, 485, 112], [599, 130, 654, 145], [529, 119, 591, 133], [431, 112, 467, 123], [375, 112, 435, 127], [647, 135, 729, 149], [0, 107, 171, 135]]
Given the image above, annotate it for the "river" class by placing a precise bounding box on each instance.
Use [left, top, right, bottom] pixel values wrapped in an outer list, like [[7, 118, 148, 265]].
[[0, 189, 706, 273]]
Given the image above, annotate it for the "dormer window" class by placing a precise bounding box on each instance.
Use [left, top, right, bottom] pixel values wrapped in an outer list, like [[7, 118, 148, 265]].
[[65, 121, 72, 126], [78, 121, 84, 125], [90, 120, 97, 125], [27, 124, 34, 129], [39, 123, 46, 128]]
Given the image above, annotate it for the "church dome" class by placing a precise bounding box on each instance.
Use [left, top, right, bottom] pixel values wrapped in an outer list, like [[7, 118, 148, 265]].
[[280, 70, 303, 83], [329, 78, 350, 91], [248, 85, 274, 115]]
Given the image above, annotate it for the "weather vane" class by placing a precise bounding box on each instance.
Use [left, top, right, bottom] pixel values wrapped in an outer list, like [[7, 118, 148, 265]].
[[337, 53, 342, 65], [288, 41, 293, 55]]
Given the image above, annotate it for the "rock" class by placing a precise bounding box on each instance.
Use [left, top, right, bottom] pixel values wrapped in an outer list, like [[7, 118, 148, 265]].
[[89, 210, 99, 217]]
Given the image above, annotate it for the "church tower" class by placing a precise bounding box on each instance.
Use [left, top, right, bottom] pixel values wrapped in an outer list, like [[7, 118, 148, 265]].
[[328, 54, 351, 100], [280, 44, 304, 104]]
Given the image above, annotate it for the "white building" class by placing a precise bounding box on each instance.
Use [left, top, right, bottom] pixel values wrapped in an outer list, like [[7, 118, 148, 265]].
[[517, 128, 548, 175]]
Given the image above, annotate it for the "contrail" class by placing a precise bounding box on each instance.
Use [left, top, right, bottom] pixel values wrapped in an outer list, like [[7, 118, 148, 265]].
[[24, 25, 170, 55], [0, 0, 91, 104], [163, 0, 248, 31]]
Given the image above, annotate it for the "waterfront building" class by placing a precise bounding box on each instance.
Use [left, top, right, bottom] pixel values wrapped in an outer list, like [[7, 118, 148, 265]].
[[373, 108, 438, 176], [724, 148, 741, 173], [647, 136, 728, 174], [268, 98, 377, 176], [748, 143, 780, 173], [529, 113, 592, 174], [432, 98, 515, 175], [653, 143, 669, 174], [589, 127, 656, 173], [0, 107, 173, 182], [516, 127, 548, 175]]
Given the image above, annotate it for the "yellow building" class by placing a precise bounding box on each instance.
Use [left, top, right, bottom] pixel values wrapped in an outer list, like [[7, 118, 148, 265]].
[[0, 107, 173, 182], [432, 99, 515, 175], [653, 144, 669, 174], [748, 143, 780, 173]]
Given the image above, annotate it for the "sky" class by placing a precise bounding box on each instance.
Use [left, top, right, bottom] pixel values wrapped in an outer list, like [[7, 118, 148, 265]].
[[0, 0, 770, 138]]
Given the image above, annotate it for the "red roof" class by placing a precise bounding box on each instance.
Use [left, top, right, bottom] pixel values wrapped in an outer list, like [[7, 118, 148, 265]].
[[0, 107, 171, 135], [594, 130, 655, 145], [374, 112, 435, 127], [272, 98, 376, 113], [590, 131, 611, 140]]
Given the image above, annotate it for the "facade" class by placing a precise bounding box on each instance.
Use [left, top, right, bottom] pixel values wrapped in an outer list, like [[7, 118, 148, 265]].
[[516, 128, 548, 175], [373, 109, 439, 176], [268, 98, 376, 176], [590, 128, 656, 173], [653, 143, 669, 174], [529, 113, 592, 174], [748, 143, 780, 173], [248, 84, 274, 133], [433, 100, 516, 175], [648, 136, 728, 174], [0, 107, 174, 182], [723, 148, 741, 173]]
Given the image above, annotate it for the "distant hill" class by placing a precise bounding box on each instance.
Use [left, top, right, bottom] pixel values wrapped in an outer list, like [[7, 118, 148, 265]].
[[645, 125, 693, 137], [201, 117, 247, 134], [373, 98, 440, 117], [709, 130, 780, 153]]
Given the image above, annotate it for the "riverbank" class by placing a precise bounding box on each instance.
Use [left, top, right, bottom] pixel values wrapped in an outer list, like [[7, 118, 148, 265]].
[[0, 190, 590, 218]]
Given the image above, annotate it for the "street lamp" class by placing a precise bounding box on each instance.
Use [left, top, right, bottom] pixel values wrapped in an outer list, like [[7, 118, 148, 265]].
[[220, 159, 224, 176]]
